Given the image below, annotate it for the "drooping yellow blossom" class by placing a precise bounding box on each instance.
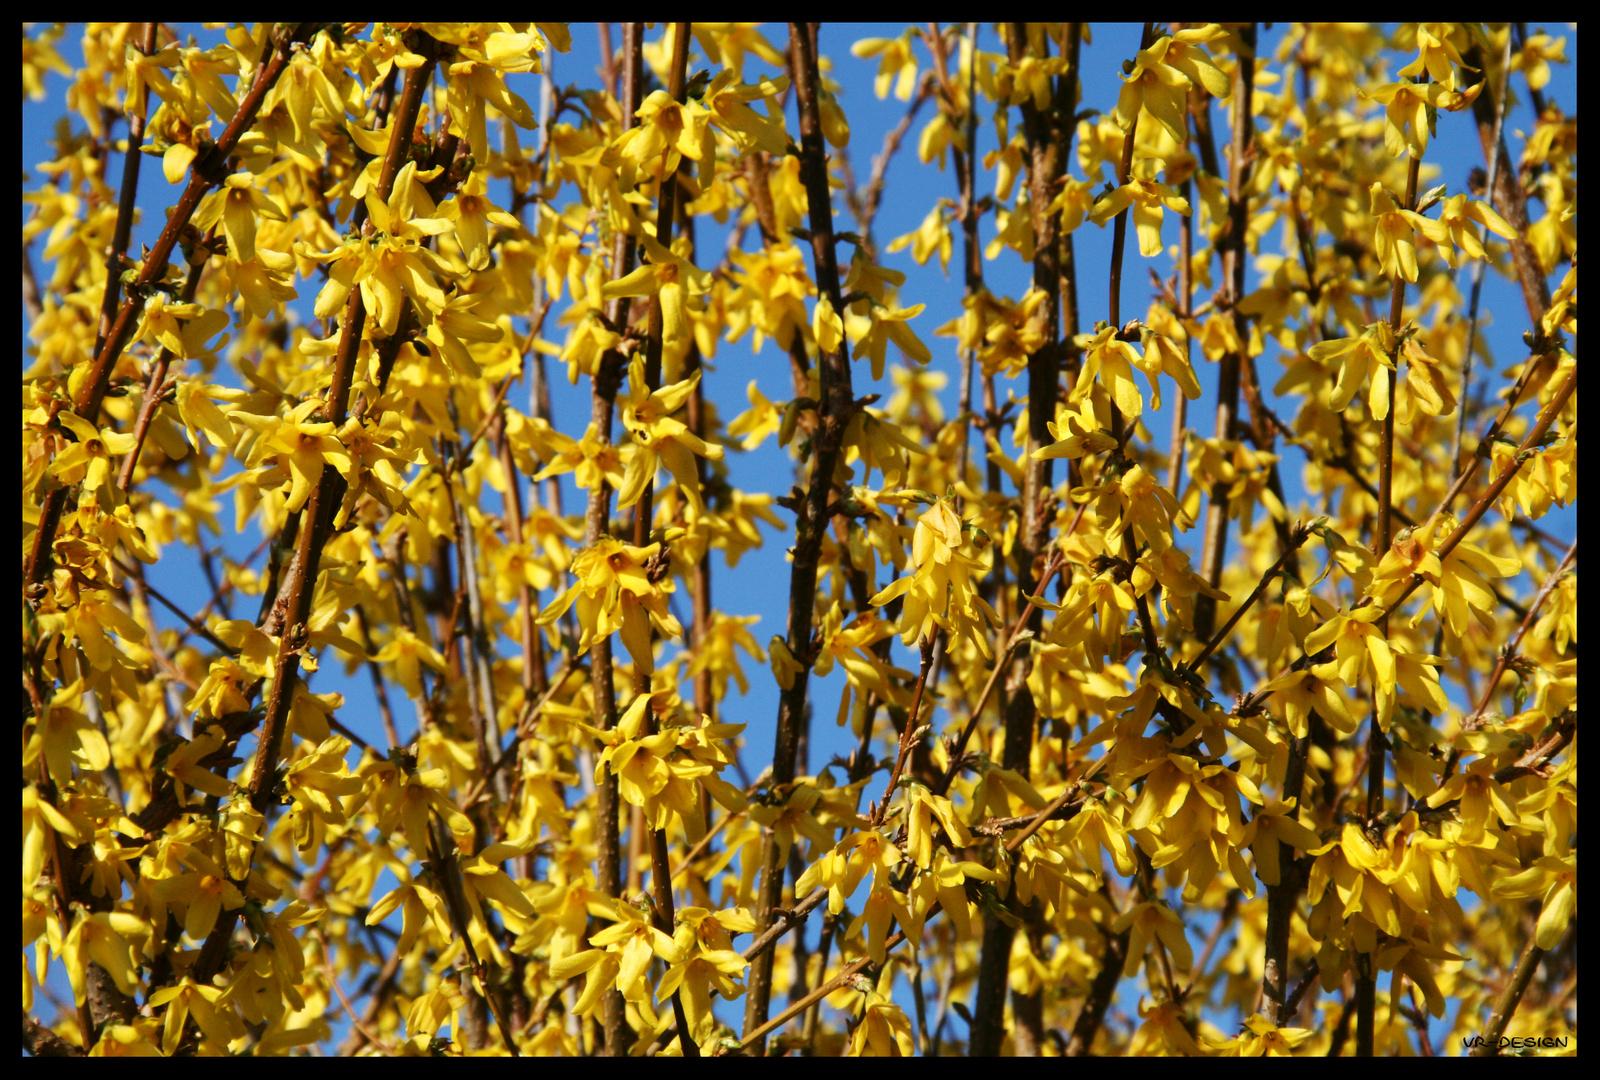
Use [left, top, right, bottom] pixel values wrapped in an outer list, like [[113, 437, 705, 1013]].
[[1366, 181, 1450, 283], [1088, 157, 1192, 258], [600, 234, 712, 379], [537, 535, 683, 672], [616, 353, 725, 516], [869, 497, 1000, 656]]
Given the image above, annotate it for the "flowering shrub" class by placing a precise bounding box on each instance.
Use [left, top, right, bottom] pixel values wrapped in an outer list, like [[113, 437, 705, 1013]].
[[23, 22, 1575, 1057]]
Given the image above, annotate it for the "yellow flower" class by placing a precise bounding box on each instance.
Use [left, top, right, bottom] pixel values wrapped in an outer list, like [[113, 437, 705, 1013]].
[[1033, 396, 1118, 463], [1308, 321, 1399, 420], [885, 366, 947, 425], [49, 410, 137, 499], [685, 611, 765, 699], [1115, 39, 1195, 144], [184, 655, 254, 720], [887, 200, 954, 273], [366, 871, 453, 958], [1366, 514, 1521, 651], [1433, 193, 1515, 268], [853, 301, 932, 381], [132, 296, 232, 361], [23, 783, 89, 892], [813, 606, 913, 709], [365, 759, 475, 860], [1361, 79, 1454, 159], [1258, 661, 1358, 738], [282, 735, 363, 854], [334, 411, 419, 522], [903, 784, 972, 869], [591, 695, 746, 836], [1245, 800, 1322, 887], [906, 849, 998, 941], [700, 69, 790, 155], [852, 31, 920, 101], [1088, 157, 1191, 258], [1494, 854, 1576, 950], [404, 979, 465, 1042], [1137, 324, 1203, 410], [657, 906, 755, 1047], [551, 899, 682, 1027], [796, 829, 903, 915], [1512, 33, 1568, 92], [421, 290, 503, 378], [1071, 324, 1146, 419], [748, 780, 846, 873], [1366, 181, 1449, 283], [150, 857, 244, 941], [837, 408, 919, 489], [813, 293, 844, 355], [441, 45, 539, 161], [237, 397, 354, 514], [1395, 337, 1457, 424], [869, 497, 1000, 656], [371, 627, 448, 699], [849, 988, 915, 1056], [1119, 464, 1186, 555], [357, 161, 456, 335], [161, 725, 237, 801], [1128, 996, 1208, 1056], [458, 835, 539, 932], [531, 420, 628, 492], [1303, 606, 1393, 693], [616, 355, 724, 516], [934, 288, 1041, 379], [148, 975, 243, 1054], [27, 675, 109, 787], [437, 169, 521, 271], [726, 380, 783, 450], [1214, 1013, 1317, 1057], [537, 535, 683, 672], [847, 885, 916, 967], [61, 909, 147, 1006], [608, 88, 713, 178], [601, 234, 712, 377], [1112, 901, 1194, 978], [768, 634, 806, 691], [1425, 757, 1519, 846], [193, 171, 287, 264], [725, 241, 813, 351]]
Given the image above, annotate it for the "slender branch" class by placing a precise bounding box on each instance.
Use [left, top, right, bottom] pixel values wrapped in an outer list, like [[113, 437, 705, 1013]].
[[870, 636, 935, 826], [935, 546, 1064, 796], [1466, 539, 1576, 726], [1450, 27, 1517, 489], [1193, 21, 1256, 639], [743, 23, 858, 1051], [1470, 935, 1554, 1056], [587, 22, 644, 1057], [1181, 519, 1313, 675]]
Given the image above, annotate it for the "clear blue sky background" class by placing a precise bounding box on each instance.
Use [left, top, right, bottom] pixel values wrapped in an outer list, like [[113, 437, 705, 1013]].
[[24, 22, 1576, 1053]]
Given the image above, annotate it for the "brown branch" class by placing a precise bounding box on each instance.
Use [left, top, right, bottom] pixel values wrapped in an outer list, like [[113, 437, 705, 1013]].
[[1467, 539, 1576, 727], [1181, 519, 1313, 675], [870, 636, 936, 826], [22, 1010, 83, 1058], [741, 23, 861, 1054], [1193, 22, 1256, 640], [1470, 935, 1553, 1056]]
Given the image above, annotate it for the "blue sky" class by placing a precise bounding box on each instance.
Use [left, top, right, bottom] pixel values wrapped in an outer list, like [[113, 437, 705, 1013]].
[[24, 22, 1576, 1053]]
